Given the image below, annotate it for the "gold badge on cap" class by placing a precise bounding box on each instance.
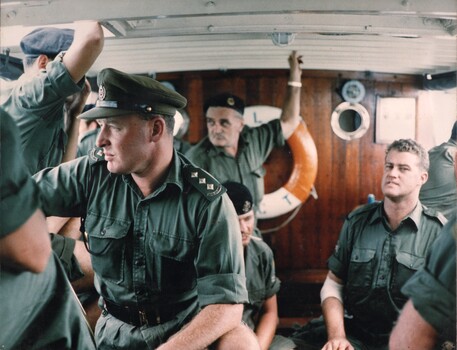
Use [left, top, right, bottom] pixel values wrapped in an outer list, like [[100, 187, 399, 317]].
[[98, 84, 106, 101], [227, 97, 235, 106]]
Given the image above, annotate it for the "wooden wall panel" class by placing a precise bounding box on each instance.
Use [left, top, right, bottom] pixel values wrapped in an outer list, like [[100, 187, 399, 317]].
[[159, 69, 421, 277]]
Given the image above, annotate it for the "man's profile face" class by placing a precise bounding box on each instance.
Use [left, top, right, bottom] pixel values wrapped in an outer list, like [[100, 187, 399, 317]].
[[95, 113, 153, 174], [238, 210, 255, 247], [382, 150, 428, 201], [206, 107, 244, 150]]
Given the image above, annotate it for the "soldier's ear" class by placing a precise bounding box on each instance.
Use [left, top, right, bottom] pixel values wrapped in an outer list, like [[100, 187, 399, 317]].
[[150, 117, 165, 141], [36, 55, 49, 70]]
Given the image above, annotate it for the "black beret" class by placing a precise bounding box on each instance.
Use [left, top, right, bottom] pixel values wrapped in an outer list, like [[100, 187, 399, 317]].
[[79, 68, 187, 120], [20, 27, 74, 57], [223, 181, 253, 215], [204, 92, 245, 116]]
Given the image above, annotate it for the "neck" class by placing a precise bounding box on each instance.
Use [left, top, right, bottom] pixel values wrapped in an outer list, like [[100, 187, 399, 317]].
[[224, 144, 238, 157], [383, 196, 418, 230], [132, 142, 173, 197]]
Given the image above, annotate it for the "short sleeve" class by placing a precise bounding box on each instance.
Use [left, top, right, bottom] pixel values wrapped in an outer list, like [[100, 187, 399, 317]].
[[401, 220, 456, 335], [0, 110, 41, 237]]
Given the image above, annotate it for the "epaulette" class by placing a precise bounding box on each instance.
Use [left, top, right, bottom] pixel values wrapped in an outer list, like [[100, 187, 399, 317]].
[[88, 147, 105, 165], [422, 206, 448, 226], [347, 202, 379, 220], [183, 164, 225, 201]]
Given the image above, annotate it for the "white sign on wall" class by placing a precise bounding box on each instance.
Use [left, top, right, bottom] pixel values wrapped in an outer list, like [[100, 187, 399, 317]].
[[375, 97, 416, 144]]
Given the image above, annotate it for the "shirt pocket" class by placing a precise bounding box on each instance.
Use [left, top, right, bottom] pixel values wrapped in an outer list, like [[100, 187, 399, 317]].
[[148, 232, 197, 292], [85, 213, 131, 284], [392, 251, 425, 295], [347, 248, 376, 288]]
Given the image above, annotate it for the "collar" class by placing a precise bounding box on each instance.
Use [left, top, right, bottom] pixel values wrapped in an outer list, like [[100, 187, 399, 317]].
[[368, 200, 421, 231], [122, 150, 184, 197]]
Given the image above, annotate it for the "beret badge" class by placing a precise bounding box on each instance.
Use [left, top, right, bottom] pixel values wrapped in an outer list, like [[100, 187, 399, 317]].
[[227, 97, 235, 106], [242, 200, 252, 214], [98, 84, 106, 101]]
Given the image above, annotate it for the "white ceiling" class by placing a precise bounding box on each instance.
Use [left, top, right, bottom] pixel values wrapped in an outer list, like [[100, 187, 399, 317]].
[[1, 0, 456, 76]]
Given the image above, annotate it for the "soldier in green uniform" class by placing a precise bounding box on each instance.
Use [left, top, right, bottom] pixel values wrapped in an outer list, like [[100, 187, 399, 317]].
[[185, 51, 303, 210], [2, 22, 104, 174], [0, 108, 95, 350], [223, 181, 297, 350], [290, 139, 447, 350], [390, 217, 456, 350], [419, 121, 457, 220], [33, 68, 260, 350]]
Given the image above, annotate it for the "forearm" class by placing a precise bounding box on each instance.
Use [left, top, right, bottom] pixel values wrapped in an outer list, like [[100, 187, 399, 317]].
[[389, 300, 438, 350], [280, 51, 302, 138], [255, 311, 278, 350], [157, 303, 243, 350], [322, 297, 347, 340]]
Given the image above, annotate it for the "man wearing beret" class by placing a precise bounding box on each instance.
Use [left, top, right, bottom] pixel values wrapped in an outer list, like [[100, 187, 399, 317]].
[[185, 51, 303, 211], [2, 22, 104, 174], [224, 181, 297, 350], [0, 108, 95, 350], [33, 68, 260, 350]]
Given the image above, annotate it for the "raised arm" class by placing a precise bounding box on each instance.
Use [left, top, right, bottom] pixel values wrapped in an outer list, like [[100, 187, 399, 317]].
[[63, 21, 104, 83], [280, 50, 303, 139]]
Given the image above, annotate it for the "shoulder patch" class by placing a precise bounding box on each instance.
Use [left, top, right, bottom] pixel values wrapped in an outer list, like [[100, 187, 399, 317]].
[[422, 206, 448, 226], [88, 147, 105, 164], [183, 165, 225, 201]]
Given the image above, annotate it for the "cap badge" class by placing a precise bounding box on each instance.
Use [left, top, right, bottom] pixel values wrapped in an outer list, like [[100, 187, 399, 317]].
[[242, 200, 252, 213], [227, 97, 235, 106], [98, 84, 106, 101]]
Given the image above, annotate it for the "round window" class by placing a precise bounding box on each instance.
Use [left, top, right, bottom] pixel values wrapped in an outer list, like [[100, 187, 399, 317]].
[[331, 102, 370, 141]]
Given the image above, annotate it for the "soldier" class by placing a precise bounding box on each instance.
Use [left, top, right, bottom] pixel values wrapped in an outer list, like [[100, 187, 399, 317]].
[[33, 68, 260, 350], [389, 218, 456, 350], [290, 139, 447, 350], [224, 181, 296, 350], [0, 108, 95, 350], [185, 51, 303, 211], [2, 22, 104, 174]]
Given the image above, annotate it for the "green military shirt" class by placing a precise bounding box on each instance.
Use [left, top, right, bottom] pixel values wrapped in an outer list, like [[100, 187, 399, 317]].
[[401, 218, 456, 345], [419, 138, 457, 219], [243, 231, 281, 329], [0, 109, 40, 237], [185, 119, 285, 208], [328, 201, 446, 340], [2, 59, 84, 174], [0, 109, 95, 350], [34, 151, 248, 347]]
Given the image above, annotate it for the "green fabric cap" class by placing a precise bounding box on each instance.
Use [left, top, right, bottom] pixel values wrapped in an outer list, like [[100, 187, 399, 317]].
[[79, 68, 187, 120]]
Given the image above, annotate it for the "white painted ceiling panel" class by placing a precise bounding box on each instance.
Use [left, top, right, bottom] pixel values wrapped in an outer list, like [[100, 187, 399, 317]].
[[1, 0, 456, 76]]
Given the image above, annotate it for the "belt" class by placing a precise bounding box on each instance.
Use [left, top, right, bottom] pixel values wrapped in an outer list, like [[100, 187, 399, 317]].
[[103, 299, 162, 327]]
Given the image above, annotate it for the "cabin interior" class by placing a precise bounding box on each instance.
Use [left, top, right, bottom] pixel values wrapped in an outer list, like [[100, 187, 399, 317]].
[[1, 0, 456, 333]]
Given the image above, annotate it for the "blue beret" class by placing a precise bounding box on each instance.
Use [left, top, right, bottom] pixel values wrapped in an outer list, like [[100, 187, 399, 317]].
[[20, 27, 74, 57], [204, 92, 245, 116]]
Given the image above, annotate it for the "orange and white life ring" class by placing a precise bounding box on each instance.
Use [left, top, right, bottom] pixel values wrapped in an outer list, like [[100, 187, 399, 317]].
[[244, 106, 318, 219]]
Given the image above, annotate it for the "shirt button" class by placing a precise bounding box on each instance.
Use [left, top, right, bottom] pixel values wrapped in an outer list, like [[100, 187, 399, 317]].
[[380, 275, 385, 280], [101, 228, 107, 236], [135, 259, 143, 266]]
